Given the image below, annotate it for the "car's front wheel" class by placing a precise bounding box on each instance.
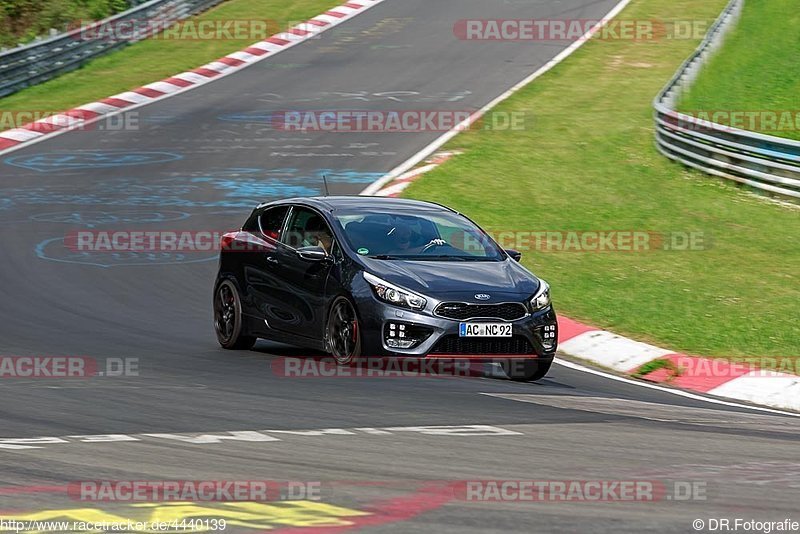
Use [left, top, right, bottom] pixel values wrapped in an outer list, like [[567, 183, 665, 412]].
[[326, 297, 362, 365], [502, 359, 551, 382], [214, 280, 257, 350]]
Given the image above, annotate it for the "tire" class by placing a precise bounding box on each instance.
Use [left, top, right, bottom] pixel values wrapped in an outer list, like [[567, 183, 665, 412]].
[[502, 359, 552, 382], [325, 297, 362, 365], [214, 280, 257, 350]]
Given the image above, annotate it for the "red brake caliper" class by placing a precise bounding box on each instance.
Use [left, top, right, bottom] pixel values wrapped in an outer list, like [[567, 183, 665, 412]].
[[352, 320, 358, 342]]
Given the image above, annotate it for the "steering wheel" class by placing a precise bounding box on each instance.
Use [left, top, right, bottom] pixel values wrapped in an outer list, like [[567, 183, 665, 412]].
[[421, 239, 452, 254]]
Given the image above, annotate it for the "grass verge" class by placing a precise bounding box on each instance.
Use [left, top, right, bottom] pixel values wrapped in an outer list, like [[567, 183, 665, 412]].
[[679, 0, 800, 141], [632, 359, 680, 380], [0, 0, 339, 117], [403, 0, 800, 365]]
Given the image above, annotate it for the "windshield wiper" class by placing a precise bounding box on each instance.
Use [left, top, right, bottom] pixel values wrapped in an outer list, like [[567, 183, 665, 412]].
[[369, 254, 493, 261], [412, 255, 471, 261]]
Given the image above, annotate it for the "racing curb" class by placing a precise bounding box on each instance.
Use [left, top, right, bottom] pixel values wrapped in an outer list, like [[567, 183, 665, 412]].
[[557, 317, 800, 412], [371, 153, 800, 413], [0, 0, 385, 154]]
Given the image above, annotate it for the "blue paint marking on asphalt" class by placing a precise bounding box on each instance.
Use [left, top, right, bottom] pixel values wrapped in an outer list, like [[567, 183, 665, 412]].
[[29, 211, 191, 227], [188, 176, 318, 200], [218, 111, 275, 124], [141, 114, 178, 125], [35, 237, 217, 268], [5, 151, 183, 173], [322, 170, 385, 184], [0, 168, 383, 209]]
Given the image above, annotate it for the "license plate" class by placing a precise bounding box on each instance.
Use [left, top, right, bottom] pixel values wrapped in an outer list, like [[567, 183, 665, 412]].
[[459, 323, 512, 337]]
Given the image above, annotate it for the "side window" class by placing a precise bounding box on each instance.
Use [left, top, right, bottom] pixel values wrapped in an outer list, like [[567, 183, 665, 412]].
[[258, 206, 290, 241], [242, 210, 260, 232], [283, 207, 334, 253]]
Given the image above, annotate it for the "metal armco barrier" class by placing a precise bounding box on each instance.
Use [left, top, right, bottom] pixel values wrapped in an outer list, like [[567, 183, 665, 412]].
[[653, 0, 800, 201], [0, 0, 225, 99]]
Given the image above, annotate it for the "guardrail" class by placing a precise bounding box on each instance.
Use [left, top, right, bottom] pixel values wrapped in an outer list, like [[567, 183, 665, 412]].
[[0, 0, 225, 99], [653, 0, 800, 201]]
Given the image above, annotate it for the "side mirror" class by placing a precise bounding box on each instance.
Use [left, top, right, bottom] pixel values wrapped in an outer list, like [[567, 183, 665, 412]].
[[297, 246, 329, 262], [506, 249, 522, 262]]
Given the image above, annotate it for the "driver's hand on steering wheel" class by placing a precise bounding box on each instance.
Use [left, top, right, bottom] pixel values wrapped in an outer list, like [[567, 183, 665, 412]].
[[422, 238, 447, 251]]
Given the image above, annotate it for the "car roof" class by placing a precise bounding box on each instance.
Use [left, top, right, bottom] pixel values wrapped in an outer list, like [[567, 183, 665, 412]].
[[257, 196, 456, 213]]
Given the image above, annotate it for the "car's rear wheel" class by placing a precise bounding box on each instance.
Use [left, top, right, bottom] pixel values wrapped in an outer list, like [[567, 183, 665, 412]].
[[326, 297, 361, 365], [214, 280, 256, 350], [502, 359, 551, 381]]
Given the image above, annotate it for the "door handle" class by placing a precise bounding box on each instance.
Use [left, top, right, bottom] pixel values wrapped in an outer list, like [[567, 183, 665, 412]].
[[266, 256, 279, 265]]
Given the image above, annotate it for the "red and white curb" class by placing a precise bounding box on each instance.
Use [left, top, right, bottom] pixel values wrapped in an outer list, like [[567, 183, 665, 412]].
[[373, 151, 460, 197], [0, 0, 385, 155], [557, 317, 800, 412]]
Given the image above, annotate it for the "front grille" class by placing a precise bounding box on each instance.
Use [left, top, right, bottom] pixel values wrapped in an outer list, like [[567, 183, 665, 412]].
[[429, 335, 533, 355], [434, 302, 527, 321]]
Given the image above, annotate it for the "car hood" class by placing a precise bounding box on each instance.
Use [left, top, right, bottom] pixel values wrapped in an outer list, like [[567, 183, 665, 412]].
[[358, 257, 540, 301]]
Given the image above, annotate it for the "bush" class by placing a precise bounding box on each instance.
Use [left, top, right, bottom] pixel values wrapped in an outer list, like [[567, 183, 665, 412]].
[[0, 0, 131, 48]]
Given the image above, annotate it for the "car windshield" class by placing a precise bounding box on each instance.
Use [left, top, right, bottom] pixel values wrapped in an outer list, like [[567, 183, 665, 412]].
[[334, 208, 504, 261]]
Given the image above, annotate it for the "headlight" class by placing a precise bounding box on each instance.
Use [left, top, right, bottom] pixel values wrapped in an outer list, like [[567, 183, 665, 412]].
[[530, 281, 551, 311], [364, 272, 427, 310]]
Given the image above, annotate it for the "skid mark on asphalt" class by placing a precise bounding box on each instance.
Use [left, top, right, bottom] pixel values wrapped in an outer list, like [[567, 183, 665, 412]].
[[482, 394, 800, 435], [632, 461, 800, 488]]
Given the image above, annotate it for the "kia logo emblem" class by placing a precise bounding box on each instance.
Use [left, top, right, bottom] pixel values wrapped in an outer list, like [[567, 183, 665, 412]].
[[474, 294, 491, 301]]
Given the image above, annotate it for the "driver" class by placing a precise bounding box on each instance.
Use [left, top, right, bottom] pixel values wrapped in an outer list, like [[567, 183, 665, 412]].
[[387, 224, 445, 254], [304, 216, 333, 254]]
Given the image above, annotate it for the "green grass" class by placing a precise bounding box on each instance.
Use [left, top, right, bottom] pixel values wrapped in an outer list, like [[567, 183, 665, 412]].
[[403, 0, 800, 365], [0, 0, 339, 116], [679, 0, 800, 141], [633, 358, 680, 380]]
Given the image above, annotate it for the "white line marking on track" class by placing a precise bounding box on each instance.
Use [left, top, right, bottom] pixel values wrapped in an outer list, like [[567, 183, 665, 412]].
[[0, 425, 521, 450], [481, 393, 800, 436], [552, 359, 800, 418]]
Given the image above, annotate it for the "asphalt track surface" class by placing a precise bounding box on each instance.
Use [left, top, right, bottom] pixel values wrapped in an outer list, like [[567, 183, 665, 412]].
[[0, 0, 798, 532]]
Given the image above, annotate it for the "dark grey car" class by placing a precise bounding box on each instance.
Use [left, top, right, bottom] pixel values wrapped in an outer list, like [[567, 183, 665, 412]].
[[214, 196, 557, 381]]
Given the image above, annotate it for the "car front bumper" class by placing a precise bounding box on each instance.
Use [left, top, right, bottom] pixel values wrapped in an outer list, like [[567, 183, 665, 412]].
[[355, 294, 558, 360]]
